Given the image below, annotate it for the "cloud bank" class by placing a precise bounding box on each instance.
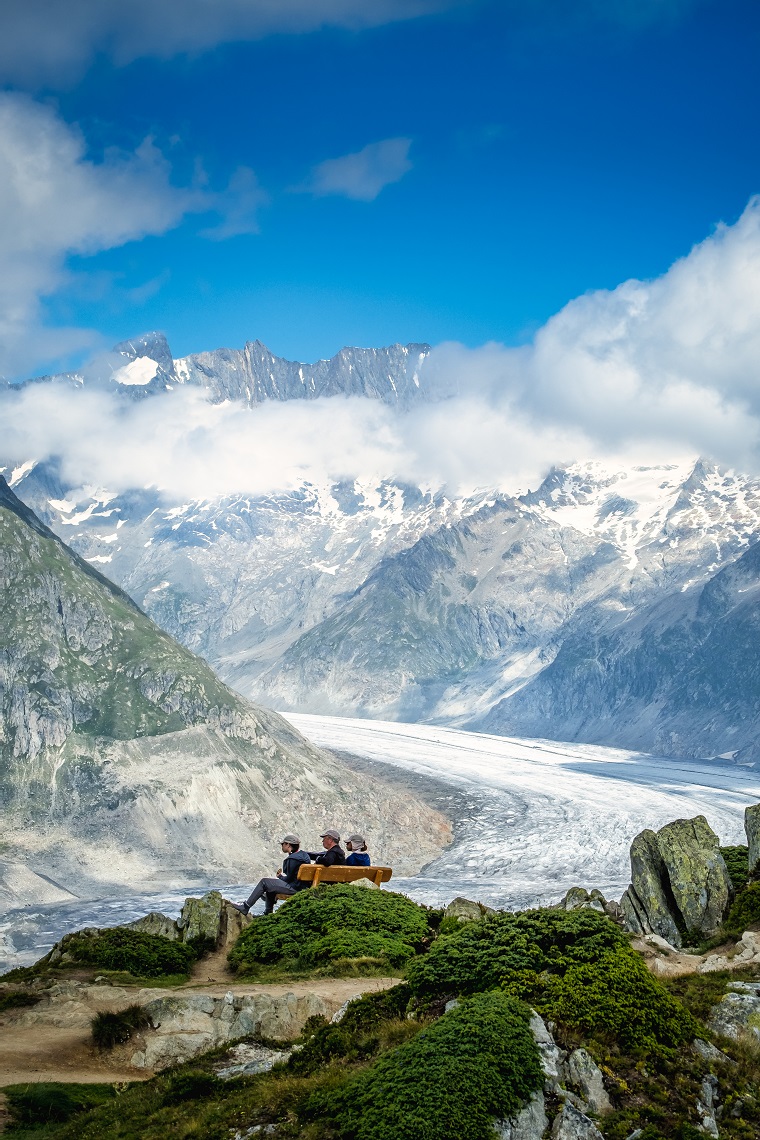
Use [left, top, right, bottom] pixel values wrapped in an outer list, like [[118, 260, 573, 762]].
[[0, 0, 465, 86], [3, 198, 760, 500]]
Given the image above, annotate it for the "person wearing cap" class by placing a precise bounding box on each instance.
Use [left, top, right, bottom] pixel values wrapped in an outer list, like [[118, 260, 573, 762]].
[[308, 829, 346, 867], [345, 835, 371, 867], [233, 834, 311, 915]]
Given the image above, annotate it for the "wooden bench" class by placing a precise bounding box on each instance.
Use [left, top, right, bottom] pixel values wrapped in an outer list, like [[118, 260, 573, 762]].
[[275, 864, 392, 899]]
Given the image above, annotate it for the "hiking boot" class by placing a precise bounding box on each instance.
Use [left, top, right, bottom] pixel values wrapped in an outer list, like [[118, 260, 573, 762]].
[[230, 901, 250, 914]]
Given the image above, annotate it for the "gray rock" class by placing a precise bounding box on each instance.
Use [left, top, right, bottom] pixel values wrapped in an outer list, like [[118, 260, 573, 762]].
[[556, 888, 606, 914], [746, 803, 760, 879], [622, 816, 733, 949], [566, 1049, 612, 1115], [550, 1104, 605, 1139], [214, 1042, 291, 1080], [444, 897, 494, 922], [125, 912, 180, 940], [708, 991, 760, 1042], [494, 1090, 548, 1138], [692, 1037, 735, 1066], [529, 1011, 566, 1083], [178, 891, 224, 944], [696, 1073, 720, 1138], [657, 816, 733, 938], [628, 829, 683, 947]]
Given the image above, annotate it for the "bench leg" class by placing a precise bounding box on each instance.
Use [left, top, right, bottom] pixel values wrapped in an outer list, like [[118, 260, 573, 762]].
[[373, 869, 383, 887], [312, 867, 323, 888]]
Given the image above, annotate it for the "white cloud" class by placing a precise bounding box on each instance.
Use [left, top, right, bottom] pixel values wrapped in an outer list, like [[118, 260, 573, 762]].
[[301, 138, 413, 202], [0, 0, 464, 86], [0, 93, 202, 379], [3, 198, 760, 500], [200, 166, 269, 239]]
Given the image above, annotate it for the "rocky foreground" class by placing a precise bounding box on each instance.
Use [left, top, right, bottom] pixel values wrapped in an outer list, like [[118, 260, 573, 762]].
[[1, 808, 760, 1138]]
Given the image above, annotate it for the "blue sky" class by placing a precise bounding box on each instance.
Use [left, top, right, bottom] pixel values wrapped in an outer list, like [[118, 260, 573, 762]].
[[2, 0, 760, 375]]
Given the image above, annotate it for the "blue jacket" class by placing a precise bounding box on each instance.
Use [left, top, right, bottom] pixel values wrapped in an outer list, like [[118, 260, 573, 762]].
[[346, 852, 371, 866]]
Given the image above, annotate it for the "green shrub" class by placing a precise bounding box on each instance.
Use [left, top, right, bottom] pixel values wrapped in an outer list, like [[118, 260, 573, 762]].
[[720, 845, 749, 892], [229, 886, 432, 974], [91, 1003, 151, 1050], [724, 882, 760, 937], [407, 906, 628, 997], [65, 927, 196, 978], [5, 1082, 115, 1126], [162, 1069, 220, 1103], [541, 946, 698, 1053], [0, 990, 40, 1013], [307, 990, 543, 1140], [289, 984, 413, 1075]]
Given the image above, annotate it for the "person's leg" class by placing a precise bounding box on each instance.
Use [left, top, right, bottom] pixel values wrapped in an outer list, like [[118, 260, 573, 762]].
[[263, 882, 295, 914], [236, 877, 292, 914]]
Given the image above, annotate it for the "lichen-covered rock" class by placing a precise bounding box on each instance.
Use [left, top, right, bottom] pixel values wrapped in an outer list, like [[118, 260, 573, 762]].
[[707, 989, 760, 1042], [219, 900, 253, 948], [495, 1090, 548, 1138], [550, 1104, 604, 1139], [125, 912, 179, 940], [622, 816, 733, 948], [746, 803, 760, 879], [657, 815, 733, 938], [699, 929, 760, 973], [628, 829, 682, 946], [444, 897, 494, 922], [178, 891, 224, 944], [566, 1049, 611, 1115], [556, 888, 606, 914], [529, 1010, 566, 1083]]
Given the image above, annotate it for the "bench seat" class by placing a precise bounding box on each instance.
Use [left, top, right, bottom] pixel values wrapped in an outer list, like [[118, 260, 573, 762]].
[[274, 864, 392, 899]]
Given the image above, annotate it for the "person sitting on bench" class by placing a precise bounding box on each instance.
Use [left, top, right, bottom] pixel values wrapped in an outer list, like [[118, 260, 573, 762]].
[[345, 834, 371, 866], [233, 833, 311, 915], [308, 828, 346, 867]]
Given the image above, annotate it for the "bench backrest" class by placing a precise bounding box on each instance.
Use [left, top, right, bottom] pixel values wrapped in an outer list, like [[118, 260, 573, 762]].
[[297, 864, 392, 887]]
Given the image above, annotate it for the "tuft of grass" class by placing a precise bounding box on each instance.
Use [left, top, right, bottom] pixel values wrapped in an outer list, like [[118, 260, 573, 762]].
[[91, 1004, 151, 1050], [4, 1082, 116, 1128]]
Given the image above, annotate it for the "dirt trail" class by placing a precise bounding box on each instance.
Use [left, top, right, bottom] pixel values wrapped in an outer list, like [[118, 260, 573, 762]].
[[0, 975, 400, 1090]]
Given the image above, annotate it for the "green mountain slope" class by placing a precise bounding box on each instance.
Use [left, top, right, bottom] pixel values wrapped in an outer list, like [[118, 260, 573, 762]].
[[0, 476, 448, 910]]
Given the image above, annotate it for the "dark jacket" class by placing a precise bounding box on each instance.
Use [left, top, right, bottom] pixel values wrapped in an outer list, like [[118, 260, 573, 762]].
[[280, 848, 311, 889], [346, 852, 371, 866], [310, 845, 346, 867]]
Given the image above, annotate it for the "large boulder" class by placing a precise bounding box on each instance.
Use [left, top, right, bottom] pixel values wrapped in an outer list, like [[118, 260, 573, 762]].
[[658, 816, 733, 938], [444, 897, 494, 922], [620, 816, 733, 948], [746, 803, 760, 879], [177, 891, 224, 943], [707, 982, 760, 1043], [125, 912, 180, 940], [550, 1104, 604, 1139], [495, 1091, 548, 1139]]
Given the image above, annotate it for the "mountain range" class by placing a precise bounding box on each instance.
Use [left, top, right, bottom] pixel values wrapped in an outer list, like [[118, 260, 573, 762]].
[[0, 471, 448, 910], [7, 332, 760, 765]]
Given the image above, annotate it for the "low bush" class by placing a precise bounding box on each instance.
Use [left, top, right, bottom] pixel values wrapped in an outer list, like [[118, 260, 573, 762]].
[[0, 990, 40, 1013], [161, 1069, 221, 1104], [724, 882, 760, 938], [720, 845, 750, 893], [307, 990, 543, 1140], [91, 1003, 152, 1050], [65, 928, 197, 978], [289, 984, 413, 1075], [541, 946, 699, 1053], [4, 1082, 116, 1126], [229, 886, 432, 975], [407, 906, 628, 997]]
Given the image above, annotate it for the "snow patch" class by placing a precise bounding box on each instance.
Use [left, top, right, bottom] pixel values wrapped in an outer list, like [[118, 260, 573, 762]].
[[112, 357, 159, 386]]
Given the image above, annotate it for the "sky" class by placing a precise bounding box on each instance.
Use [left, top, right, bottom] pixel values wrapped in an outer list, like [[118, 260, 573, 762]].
[[2, 0, 760, 498], [2, 0, 760, 380]]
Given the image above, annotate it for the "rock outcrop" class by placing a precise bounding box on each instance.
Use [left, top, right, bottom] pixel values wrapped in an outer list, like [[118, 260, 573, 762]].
[[443, 897, 495, 923], [708, 981, 760, 1043], [620, 815, 733, 948], [746, 803, 760, 879]]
